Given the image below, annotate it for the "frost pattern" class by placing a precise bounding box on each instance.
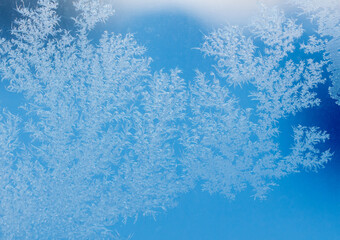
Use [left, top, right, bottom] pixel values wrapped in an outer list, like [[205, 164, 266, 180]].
[[0, 0, 333, 239], [292, 0, 340, 104], [0, 0, 189, 238], [183, 5, 331, 199]]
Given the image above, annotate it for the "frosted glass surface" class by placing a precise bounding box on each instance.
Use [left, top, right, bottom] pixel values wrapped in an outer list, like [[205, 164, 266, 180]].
[[0, 0, 339, 239]]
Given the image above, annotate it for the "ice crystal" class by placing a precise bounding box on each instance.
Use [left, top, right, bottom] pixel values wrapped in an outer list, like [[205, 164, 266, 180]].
[[0, 0, 188, 238], [292, 0, 340, 104], [185, 5, 331, 199], [0, 0, 333, 238]]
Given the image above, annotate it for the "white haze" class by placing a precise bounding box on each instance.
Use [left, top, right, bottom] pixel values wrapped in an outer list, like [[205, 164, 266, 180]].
[[109, 0, 284, 24]]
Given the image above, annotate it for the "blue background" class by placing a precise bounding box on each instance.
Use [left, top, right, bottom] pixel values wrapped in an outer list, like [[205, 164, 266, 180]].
[[0, 1, 339, 239]]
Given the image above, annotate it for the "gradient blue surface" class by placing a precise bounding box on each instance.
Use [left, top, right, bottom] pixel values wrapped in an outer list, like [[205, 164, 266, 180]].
[[0, 1, 339, 239]]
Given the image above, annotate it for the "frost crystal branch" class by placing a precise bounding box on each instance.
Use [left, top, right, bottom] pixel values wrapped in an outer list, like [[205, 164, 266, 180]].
[[0, 0, 334, 238], [292, 0, 340, 105], [188, 5, 331, 199], [0, 0, 188, 238]]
